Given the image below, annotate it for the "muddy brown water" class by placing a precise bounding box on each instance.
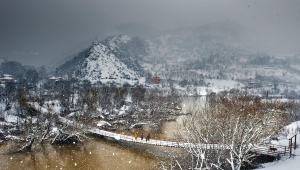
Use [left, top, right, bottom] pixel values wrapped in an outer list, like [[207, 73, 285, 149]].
[[0, 138, 157, 170], [160, 96, 205, 139], [0, 97, 205, 170], [121, 97, 206, 140]]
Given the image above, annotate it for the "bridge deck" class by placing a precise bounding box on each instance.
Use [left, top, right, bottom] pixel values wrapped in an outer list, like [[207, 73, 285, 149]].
[[88, 128, 290, 157], [88, 128, 182, 147]]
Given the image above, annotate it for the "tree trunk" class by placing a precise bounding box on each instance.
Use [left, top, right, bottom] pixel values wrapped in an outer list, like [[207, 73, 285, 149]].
[[18, 137, 34, 152]]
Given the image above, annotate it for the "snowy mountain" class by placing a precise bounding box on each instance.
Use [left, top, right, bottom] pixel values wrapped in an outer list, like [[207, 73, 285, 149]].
[[55, 21, 300, 96], [56, 21, 245, 85], [56, 34, 147, 85], [81, 40, 138, 84], [102, 34, 148, 72]]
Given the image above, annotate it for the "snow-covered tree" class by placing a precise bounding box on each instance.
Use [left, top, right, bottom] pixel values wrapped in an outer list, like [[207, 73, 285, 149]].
[[14, 84, 54, 151], [76, 86, 99, 126], [176, 92, 289, 170]]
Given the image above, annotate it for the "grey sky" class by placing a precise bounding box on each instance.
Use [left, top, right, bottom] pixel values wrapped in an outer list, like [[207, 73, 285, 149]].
[[0, 0, 299, 67]]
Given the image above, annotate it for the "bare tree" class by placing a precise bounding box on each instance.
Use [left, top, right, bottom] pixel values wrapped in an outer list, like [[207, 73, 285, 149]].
[[165, 83, 181, 110], [98, 85, 113, 114], [145, 88, 168, 120], [76, 86, 99, 127], [57, 80, 73, 116], [176, 93, 289, 170], [112, 86, 128, 108], [14, 85, 54, 151], [131, 85, 146, 107]]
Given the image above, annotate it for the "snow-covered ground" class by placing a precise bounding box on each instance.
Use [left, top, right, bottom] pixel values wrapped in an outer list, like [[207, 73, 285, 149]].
[[82, 42, 138, 85], [260, 154, 300, 170], [205, 79, 242, 92], [258, 121, 300, 170]]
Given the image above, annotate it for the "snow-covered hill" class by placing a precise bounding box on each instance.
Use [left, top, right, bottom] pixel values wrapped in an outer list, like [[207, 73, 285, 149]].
[[56, 34, 146, 85], [81, 40, 138, 84]]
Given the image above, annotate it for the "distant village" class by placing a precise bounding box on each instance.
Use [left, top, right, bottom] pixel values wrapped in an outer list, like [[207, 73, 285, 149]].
[[0, 72, 293, 100]]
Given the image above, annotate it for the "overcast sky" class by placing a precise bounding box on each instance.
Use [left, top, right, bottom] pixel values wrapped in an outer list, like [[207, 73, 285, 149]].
[[0, 0, 299, 67]]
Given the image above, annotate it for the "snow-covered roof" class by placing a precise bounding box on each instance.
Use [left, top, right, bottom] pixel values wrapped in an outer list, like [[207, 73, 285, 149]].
[[49, 76, 57, 80], [3, 74, 12, 77]]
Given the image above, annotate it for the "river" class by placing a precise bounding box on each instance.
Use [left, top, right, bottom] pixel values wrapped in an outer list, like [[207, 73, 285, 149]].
[[160, 96, 206, 139], [0, 138, 157, 170], [0, 97, 205, 170]]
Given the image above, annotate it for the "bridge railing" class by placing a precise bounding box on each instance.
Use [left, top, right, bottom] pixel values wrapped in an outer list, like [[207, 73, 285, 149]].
[[89, 128, 293, 155], [91, 129, 292, 157], [89, 128, 184, 147]]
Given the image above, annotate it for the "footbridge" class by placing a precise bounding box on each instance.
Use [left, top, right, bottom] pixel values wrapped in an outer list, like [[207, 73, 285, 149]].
[[88, 128, 296, 157], [88, 128, 184, 147]]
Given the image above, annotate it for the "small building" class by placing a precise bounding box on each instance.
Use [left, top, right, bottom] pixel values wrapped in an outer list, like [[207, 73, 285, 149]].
[[48, 76, 58, 83], [0, 74, 14, 83]]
